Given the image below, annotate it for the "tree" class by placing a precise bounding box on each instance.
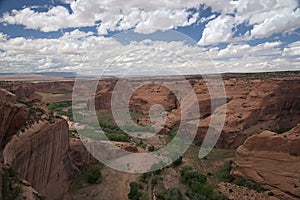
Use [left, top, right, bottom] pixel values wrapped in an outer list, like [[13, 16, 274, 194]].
[[87, 164, 102, 184], [128, 182, 142, 200]]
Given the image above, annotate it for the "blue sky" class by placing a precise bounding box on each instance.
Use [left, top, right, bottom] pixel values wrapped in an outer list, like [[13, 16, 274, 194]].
[[0, 0, 299, 74]]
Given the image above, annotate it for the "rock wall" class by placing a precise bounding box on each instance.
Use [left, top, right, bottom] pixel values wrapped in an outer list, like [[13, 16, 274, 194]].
[[89, 77, 300, 148], [0, 88, 29, 199], [232, 125, 300, 200], [0, 88, 79, 200], [3, 119, 78, 200], [0, 88, 28, 147]]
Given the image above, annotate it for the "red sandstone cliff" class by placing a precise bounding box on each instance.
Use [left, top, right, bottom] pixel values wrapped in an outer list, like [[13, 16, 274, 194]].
[[0, 88, 80, 199], [4, 119, 79, 199], [232, 125, 300, 200], [88, 76, 300, 148]]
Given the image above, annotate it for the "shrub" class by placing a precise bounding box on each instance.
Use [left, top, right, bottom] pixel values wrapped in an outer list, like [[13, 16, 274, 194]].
[[86, 164, 103, 184], [105, 132, 131, 142], [164, 188, 184, 200], [168, 129, 178, 141], [128, 182, 142, 200], [217, 161, 234, 182], [122, 122, 155, 132], [172, 156, 182, 166], [140, 173, 150, 183], [180, 166, 207, 185], [235, 177, 266, 192], [2, 166, 22, 200], [148, 145, 155, 152], [274, 127, 292, 134], [180, 166, 228, 200], [268, 191, 274, 196]]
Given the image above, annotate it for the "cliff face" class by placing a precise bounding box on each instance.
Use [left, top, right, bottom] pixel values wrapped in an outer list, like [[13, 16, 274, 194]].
[[216, 79, 300, 148], [232, 125, 300, 200], [0, 89, 28, 147], [89, 77, 300, 148], [0, 89, 29, 199], [4, 119, 78, 199], [0, 88, 79, 200]]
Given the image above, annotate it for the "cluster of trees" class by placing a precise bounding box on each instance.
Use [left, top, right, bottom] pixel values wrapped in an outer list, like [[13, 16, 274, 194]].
[[128, 182, 149, 200], [180, 166, 228, 200], [47, 101, 73, 120]]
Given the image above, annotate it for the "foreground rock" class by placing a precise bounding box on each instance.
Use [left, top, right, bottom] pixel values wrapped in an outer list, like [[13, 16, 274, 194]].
[[232, 125, 300, 200], [0, 89, 28, 147], [4, 119, 78, 199], [0, 88, 82, 199], [0, 89, 29, 198]]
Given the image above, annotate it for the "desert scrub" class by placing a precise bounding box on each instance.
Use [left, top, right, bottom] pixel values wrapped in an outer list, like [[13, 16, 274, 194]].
[[70, 163, 103, 190], [216, 161, 234, 183], [180, 165, 228, 200], [2, 165, 22, 200]]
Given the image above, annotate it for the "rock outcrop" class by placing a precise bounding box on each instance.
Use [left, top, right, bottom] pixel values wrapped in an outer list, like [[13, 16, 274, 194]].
[[0, 89, 29, 199], [0, 88, 79, 200], [4, 119, 78, 199], [217, 182, 278, 200], [0, 89, 28, 147], [232, 125, 300, 200]]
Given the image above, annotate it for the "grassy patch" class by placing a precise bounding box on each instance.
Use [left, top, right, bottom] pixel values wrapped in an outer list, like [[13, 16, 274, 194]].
[[78, 128, 105, 140], [183, 145, 235, 186]]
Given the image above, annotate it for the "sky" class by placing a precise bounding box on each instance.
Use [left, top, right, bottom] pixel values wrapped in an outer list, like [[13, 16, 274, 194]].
[[0, 0, 299, 75]]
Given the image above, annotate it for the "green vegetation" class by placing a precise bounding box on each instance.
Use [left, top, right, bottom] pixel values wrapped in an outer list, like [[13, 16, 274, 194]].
[[234, 177, 266, 192], [164, 188, 184, 200], [128, 182, 142, 200], [50, 90, 72, 94], [70, 163, 103, 190], [106, 132, 131, 142], [148, 145, 155, 152], [168, 129, 178, 141], [47, 101, 73, 120], [172, 156, 183, 166], [180, 165, 228, 200], [274, 127, 292, 134], [86, 164, 103, 184], [77, 124, 131, 142], [27, 106, 47, 124], [79, 128, 105, 140], [137, 140, 147, 149], [216, 161, 234, 183], [122, 122, 155, 133], [2, 166, 22, 200], [17, 99, 33, 107], [99, 120, 122, 133], [180, 166, 207, 185]]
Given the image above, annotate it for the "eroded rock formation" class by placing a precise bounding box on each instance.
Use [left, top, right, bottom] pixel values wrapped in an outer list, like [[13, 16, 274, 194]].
[[4, 119, 78, 199], [88, 76, 300, 148], [0, 88, 80, 199], [232, 125, 300, 200]]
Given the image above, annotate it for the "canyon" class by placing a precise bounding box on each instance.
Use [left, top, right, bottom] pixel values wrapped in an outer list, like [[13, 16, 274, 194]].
[[0, 71, 299, 199]]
